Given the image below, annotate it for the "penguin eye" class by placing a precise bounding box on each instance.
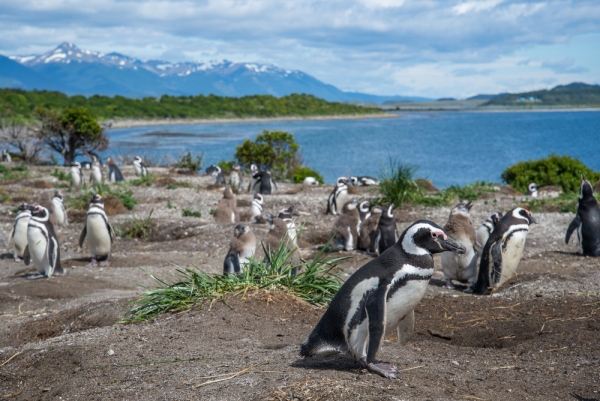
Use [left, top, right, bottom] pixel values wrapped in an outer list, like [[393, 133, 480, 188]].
[[431, 232, 438, 238]]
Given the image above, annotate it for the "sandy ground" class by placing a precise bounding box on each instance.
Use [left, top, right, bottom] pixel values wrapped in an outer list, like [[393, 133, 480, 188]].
[[0, 165, 599, 401]]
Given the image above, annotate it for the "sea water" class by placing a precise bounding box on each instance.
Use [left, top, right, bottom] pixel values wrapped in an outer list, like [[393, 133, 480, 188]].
[[105, 111, 600, 187]]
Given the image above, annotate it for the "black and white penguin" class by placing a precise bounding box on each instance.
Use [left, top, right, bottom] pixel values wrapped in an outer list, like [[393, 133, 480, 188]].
[[250, 193, 265, 223], [252, 170, 277, 195], [79, 194, 116, 267], [566, 174, 600, 256], [51, 190, 68, 230], [440, 201, 478, 293], [247, 164, 259, 193], [300, 220, 466, 378], [70, 162, 85, 188], [105, 157, 124, 183], [329, 200, 360, 251], [89, 157, 103, 185], [526, 183, 538, 198], [205, 164, 220, 175], [357, 200, 371, 224], [372, 204, 398, 255], [229, 165, 243, 191], [2, 149, 12, 163], [473, 208, 537, 294], [350, 176, 379, 186], [474, 212, 503, 255], [133, 156, 148, 177], [223, 224, 257, 274], [23, 205, 64, 279], [8, 203, 31, 262], [303, 177, 319, 185], [326, 177, 349, 215]]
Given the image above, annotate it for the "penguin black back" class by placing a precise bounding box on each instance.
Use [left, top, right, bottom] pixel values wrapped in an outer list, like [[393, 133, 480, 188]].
[[373, 204, 398, 255], [566, 174, 600, 256]]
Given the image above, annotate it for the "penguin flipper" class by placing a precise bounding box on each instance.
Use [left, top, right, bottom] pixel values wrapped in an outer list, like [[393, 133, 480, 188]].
[[48, 237, 63, 275], [223, 251, 240, 274], [23, 246, 31, 266], [565, 215, 581, 244], [397, 310, 415, 346], [107, 221, 116, 243], [7, 227, 14, 247], [79, 224, 87, 248], [490, 241, 502, 285], [373, 229, 382, 256], [365, 286, 388, 363]]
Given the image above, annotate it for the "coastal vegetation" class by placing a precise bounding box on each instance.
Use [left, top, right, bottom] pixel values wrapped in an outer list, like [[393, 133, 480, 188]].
[[484, 83, 600, 107], [0, 89, 383, 121]]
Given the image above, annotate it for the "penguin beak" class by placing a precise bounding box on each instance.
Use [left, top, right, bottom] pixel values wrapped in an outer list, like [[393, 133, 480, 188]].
[[438, 237, 466, 254]]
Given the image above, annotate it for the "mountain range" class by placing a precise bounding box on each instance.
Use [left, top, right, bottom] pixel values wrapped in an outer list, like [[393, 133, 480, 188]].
[[0, 43, 429, 103]]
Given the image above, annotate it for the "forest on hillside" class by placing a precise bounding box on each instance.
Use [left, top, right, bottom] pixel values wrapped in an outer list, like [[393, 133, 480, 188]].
[[0, 89, 383, 120], [484, 83, 600, 107]]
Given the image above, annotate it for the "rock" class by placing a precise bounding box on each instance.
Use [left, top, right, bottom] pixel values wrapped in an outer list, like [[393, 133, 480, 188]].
[[107, 349, 115, 356]]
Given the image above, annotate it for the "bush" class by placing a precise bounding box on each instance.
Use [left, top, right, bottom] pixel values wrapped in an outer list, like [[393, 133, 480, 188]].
[[217, 160, 235, 172], [501, 154, 600, 193], [376, 157, 421, 206], [292, 166, 324, 184], [174, 151, 203, 172], [234, 130, 300, 179], [444, 181, 496, 201], [130, 174, 154, 187], [121, 210, 154, 239], [67, 184, 138, 211], [182, 209, 202, 218], [50, 168, 71, 182]]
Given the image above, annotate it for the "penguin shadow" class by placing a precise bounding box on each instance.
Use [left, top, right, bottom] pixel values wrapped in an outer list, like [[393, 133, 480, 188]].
[[570, 393, 598, 401], [551, 250, 587, 258], [428, 278, 471, 293], [291, 355, 361, 373]]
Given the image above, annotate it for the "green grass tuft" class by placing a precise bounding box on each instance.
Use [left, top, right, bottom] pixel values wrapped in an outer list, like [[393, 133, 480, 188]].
[[121, 210, 154, 239], [67, 183, 138, 211], [182, 209, 201, 218], [375, 157, 421, 206], [130, 174, 154, 187], [50, 168, 71, 182], [522, 192, 580, 213]]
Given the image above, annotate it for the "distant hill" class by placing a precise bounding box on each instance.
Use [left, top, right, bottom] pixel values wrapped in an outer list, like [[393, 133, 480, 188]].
[[484, 83, 600, 107], [466, 93, 508, 101], [1, 42, 429, 104]]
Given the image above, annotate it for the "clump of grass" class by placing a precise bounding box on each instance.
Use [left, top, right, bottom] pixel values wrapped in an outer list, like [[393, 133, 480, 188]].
[[51, 168, 71, 182], [444, 181, 496, 201], [0, 164, 29, 182], [523, 192, 579, 213], [166, 181, 193, 190], [174, 152, 203, 173], [121, 235, 347, 323], [130, 174, 154, 187], [10, 164, 28, 172], [374, 157, 421, 206], [121, 210, 154, 239], [182, 209, 201, 218], [67, 183, 138, 211], [167, 201, 175, 209]]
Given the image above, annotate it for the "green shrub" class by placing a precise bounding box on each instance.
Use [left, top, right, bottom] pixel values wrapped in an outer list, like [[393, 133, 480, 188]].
[[234, 130, 301, 179], [217, 160, 235, 172], [67, 184, 138, 211], [375, 157, 421, 206], [50, 168, 71, 182], [174, 152, 203, 172], [122, 210, 154, 239], [11, 164, 28, 172], [182, 209, 201, 218], [501, 154, 600, 193], [292, 166, 324, 184], [522, 192, 579, 213], [444, 181, 496, 201], [130, 174, 153, 187]]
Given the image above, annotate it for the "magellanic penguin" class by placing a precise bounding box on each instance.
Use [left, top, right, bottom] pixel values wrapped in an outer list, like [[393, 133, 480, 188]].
[[89, 157, 103, 185], [358, 206, 382, 253], [2, 149, 12, 163], [473, 208, 537, 294], [357, 200, 371, 225], [372, 204, 398, 256], [223, 224, 257, 274], [8, 203, 31, 262], [70, 162, 85, 188], [440, 201, 478, 293], [251, 169, 277, 195], [300, 220, 466, 379], [105, 157, 124, 183], [474, 212, 503, 255], [326, 177, 349, 215], [79, 194, 116, 267], [250, 193, 266, 223], [51, 190, 68, 230], [526, 183, 538, 197], [265, 206, 301, 276], [133, 156, 148, 177], [229, 165, 243, 191], [566, 174, 600, 256], [350, 176, 380, 186], [214, 186, 239, 223], [247, 164, 259, 193], [23, 205, 64, 279], [303, 177, 319, 185], [206, 164, 226, 184], [329, 200, 360, 251]]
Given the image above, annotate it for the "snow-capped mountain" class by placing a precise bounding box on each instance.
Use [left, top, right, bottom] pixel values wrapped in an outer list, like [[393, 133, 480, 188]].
[[2, 42, 429, 102]]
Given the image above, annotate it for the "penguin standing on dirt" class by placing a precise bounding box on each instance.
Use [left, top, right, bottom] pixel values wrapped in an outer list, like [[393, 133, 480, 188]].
[[473, 208, 536, 294], [247, 164, 259, 193], [70, 162, 85, 188], [372, 204, 398, 255], [133, 156, 148, 177], [358, 206, 382, 253], [326, 177, 349, 215], [357, 200, 371, 225], [566, 174, 600, 256], [90, 157, 103, 185], [474, 212, 503, 255], [23, 205, 64, 279], [300, 220, 466, 379], [105, 157, 124, 183], [350, 176, 380, 186], [2, 149, 12, 163], [51, 190, 68, 230], [440, 201, 478, 293], [252, 170, 277, 195], [329, 200, 360, 251], [214, 186, 238, 223], [79, 194, 116, 267], [223, 224, 257, 274], [8, 203, 31, 262], [265, 207, 301, 275], [250, 193, 268, 224], [526, 183, 538, 197], [229, 165, 243, 191]]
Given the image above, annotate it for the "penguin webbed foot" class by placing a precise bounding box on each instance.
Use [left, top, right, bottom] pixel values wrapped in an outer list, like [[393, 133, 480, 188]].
[[359, 358, 399, 379], [87, 258, 98, 267], [463, 286, 474, 294], [99, 260, 110, 267], [14, 257, 23, 263], [26, 273, 47, 280], [443, 279, 456, 289]]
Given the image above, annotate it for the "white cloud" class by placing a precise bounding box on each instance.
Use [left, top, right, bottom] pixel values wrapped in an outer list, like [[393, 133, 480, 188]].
[[453, 0, 504, 15]]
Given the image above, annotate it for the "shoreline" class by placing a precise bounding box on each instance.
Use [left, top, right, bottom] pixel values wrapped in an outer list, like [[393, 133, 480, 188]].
[[107, 113, 395, 129], [388, 106, 600, 113]]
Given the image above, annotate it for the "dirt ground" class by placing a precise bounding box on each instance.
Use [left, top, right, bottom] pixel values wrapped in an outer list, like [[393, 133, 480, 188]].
[[0, 165, 599, 401]]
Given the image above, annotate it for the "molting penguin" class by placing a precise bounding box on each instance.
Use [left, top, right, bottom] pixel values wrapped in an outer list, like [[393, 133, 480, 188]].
[[372, 204, 398, 255], [2, 149, 12, 163], [223, 224, 257, 274], [526, 183, 538, 198], [51, 190, 68, 230], [329, 200, 360, 251], [350, 176, 380, 186], [105, 157, 124, 183], [133, 156, 148, 177], [70, 162, 85, 188], [8, 203, 31, 262], [229, 165, 243, 191], [300, 220, 466, 378], [357, 200, 371, 225], [474, 212, 503, 255], [326, 177, 349, 215], [473, 208, 536, 294], [440, 201, 478, 293], [23, 205, 64, 279], [214, 186, 239, 223], [265, 207, 301, 275], [566, 174, 600, 256], [358, 206, 382, 253], [79, 194, 116, 267]]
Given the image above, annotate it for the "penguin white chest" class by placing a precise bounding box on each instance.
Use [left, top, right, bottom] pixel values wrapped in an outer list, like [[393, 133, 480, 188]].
[[134, 163, 142, 176], [87, 215, 112, 256], [91, 167, 102, 184], [13, 218, 30, 253], [52, 200, 65, 224], [498, 230, 528, 285], [385, 266, 433, 334], [27, 227, 49, 267], [70, 168, 81, 185]]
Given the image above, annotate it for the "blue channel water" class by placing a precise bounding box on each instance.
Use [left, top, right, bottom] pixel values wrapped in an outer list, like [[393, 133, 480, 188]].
[[104, 111, 600, 187]]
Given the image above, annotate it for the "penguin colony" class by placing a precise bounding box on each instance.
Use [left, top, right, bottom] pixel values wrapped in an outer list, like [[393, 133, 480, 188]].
[[9, 155, 598, 380]]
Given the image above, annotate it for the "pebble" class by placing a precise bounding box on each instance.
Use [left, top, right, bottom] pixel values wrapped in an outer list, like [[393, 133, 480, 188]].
[[452, 360, 459, 366], [107, 349, 115, 356]]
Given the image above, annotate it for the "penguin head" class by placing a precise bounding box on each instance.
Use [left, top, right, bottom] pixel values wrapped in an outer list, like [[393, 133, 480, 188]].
[[53, 190, 63, 200], [512, 208, 537, 224], [90, 194, 104, 206], [490, 212, 503, 225], [349, 177, 358, 185], [233, 164, 241, 171], [71, 161, 81, 168], [253, 193, 264, 204], [263, 212, 274, 227], [223, 186, 235, 199], [358, 200, 371, 213], [450, 200, 472, 217], [579, 174, 594, 200], [277, 205, 294, 219], [250, 164, 258, 174], [401, 220, 466, 256], [528, 183, 538, 192], [382, 204, 394, 219], [17, 202, 29, 212], [30, 205, 49, 219], [336, 177, 348, 186], [134, 156, 142, 163], [234, 224, 250, 237]]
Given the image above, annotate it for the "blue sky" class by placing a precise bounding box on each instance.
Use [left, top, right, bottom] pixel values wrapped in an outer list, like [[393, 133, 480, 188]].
[[1, 0, 599, 98]]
